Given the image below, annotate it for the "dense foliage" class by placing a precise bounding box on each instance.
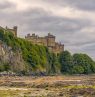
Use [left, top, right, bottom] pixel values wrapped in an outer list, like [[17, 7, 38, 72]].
[[59, 51, 95, 74], [59, 51, 73, 74]]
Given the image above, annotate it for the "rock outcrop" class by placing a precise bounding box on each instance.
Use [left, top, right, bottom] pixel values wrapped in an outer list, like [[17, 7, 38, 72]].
[[0, 41, 27, 73]]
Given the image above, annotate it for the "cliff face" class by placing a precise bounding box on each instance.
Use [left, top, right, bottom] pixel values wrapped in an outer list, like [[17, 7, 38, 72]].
[[0, 42, 27, 73]]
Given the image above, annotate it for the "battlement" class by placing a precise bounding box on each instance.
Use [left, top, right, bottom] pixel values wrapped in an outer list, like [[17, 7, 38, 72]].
[[6, 26, 17, 37], [25, 33, 64, 54], [0, 26, 17, 37]]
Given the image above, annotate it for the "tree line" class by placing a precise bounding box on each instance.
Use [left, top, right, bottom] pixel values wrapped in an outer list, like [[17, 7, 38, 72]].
[[59, 51, 95, 74]]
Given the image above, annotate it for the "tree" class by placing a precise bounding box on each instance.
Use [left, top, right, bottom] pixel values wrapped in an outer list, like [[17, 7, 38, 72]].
[[73, 54, 95, 74], [72, 65, 84, 74], [59, 51, 73, 74]]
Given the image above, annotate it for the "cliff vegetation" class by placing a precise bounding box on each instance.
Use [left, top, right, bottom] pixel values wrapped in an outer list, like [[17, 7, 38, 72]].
[[0, 28, 95, 75]]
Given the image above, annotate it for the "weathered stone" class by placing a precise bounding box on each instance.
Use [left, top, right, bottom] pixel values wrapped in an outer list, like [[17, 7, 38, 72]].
[[25, 33, 64, 54]]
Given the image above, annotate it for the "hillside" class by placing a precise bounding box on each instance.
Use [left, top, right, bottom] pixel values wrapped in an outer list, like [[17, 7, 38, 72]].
[[0, 28, 95, 75], [0, 28, 60, 75]]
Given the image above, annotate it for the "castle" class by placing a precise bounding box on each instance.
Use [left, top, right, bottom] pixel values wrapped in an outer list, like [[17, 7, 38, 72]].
[[0, 26, 17, 37], [25, 33, 64, 54], [0, 26, 64, 54], [6, 26, 17, 37]]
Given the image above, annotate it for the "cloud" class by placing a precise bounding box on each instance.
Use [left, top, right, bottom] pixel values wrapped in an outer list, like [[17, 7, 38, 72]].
[[0, 0, 16, 11], [44, 0, 95, 11]]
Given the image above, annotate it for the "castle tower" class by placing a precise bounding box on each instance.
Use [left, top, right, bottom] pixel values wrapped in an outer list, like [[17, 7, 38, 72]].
[[5, 26, 17, 37], [13, 26, 17, 36], [46, 33, 55, 47]]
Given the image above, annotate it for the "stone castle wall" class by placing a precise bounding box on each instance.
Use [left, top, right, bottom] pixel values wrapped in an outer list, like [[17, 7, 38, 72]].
[[25, 33, 64, 54], [6, 26, 17, 37], [0, 26, 17, 37]]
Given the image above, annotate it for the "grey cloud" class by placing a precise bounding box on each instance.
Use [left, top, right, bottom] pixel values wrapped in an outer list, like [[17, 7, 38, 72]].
[[0, 1, 16, 10], [20, 8, 91, 33], [83, 44, 95, 51], [81, 44, 95, 60], [44, 0, 95, 11], [70, 41, 95, 47]]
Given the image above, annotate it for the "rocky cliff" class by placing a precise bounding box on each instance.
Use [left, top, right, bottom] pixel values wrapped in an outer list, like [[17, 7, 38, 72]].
[[0, 41, 27, 74]]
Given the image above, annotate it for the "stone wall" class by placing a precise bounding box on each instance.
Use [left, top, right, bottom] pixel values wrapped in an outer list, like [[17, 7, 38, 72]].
[[6, 26, 17, 37], [25, 33, 64, 54]]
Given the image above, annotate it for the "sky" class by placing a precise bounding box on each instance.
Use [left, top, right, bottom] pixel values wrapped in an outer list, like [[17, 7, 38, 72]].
[[0, 0, 95, 60]]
